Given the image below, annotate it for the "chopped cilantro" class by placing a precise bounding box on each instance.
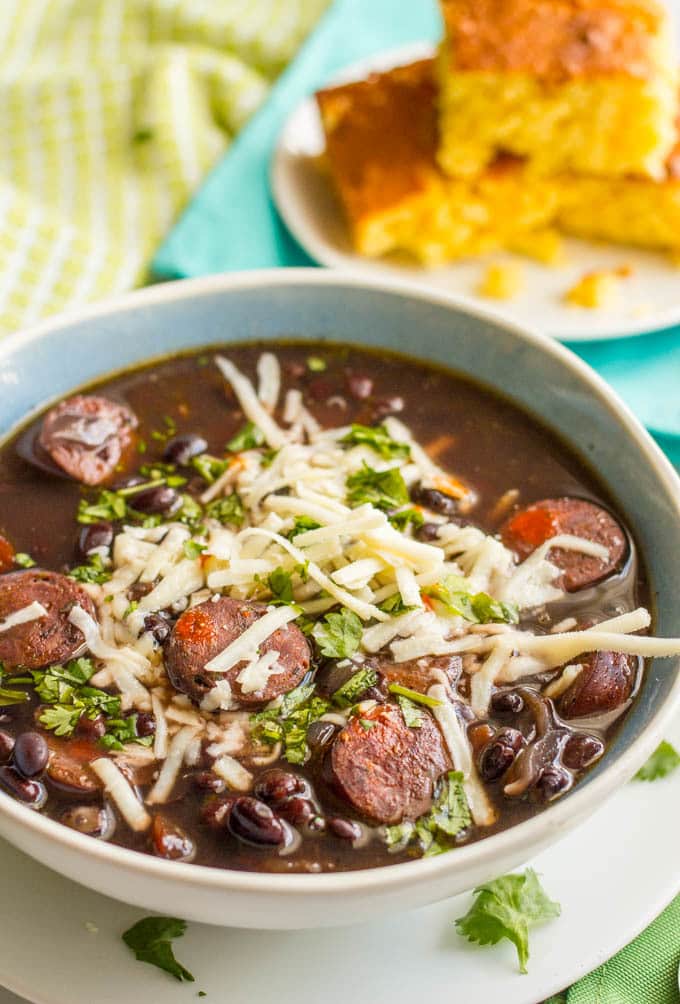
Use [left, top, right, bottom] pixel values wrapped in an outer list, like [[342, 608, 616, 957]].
[[388, 508, 424, 531], [378, 594, 416, 616], [77, 489, 127, 524], [30, 658, 136, 742], [340, 423, 410, 460], [68, 553, 111, 585], [387, 683, 442, 709], [251, 680, 330, 764], [204, 492, 244, 527], [455, 868, 561, 974], [286, 515, 322, 539], [123, 600, 139, 619], [13, 552, 36, 568], [425, 574, 519, 625], [136, 439, 147, 454], [183, 540, 206, 560], [266, 567, 294, 605], [358, 718, 376, 731], [175, 494, 204, 530], [312, 608, 363, 659], [634, 741, 680, 781], [346, 463, 409, 512], [307, 356, 326, 372], [260, 448, 278, 468], [384, 772, 471, 857], [396, 694, 425, 728], [122, 916, 194, 983], [132, 127, 154, 144], [0, 685, 29, 706], [191, 454, 229, 484], [226, 421, 264, 453], [331, 667, 378, 708], [99, 713, 153, 752]]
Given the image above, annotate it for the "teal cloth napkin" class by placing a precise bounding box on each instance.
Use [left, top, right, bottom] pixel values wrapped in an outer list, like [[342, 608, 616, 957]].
[[152, 0, 680, 468]]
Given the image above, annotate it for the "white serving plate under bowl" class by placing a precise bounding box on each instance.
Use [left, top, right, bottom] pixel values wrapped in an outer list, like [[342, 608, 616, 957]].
[[0, 269, 678, 929]]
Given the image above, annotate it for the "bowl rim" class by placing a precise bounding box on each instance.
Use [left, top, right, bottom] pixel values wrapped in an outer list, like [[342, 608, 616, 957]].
[[1, 266, 679, 897]]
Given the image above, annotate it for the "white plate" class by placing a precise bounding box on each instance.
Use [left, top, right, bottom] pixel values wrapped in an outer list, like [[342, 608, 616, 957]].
[[271, 43, 680, 342], [1, 714, 678, 1004]]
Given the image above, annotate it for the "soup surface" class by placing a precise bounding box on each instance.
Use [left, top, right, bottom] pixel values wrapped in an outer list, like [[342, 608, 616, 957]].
[[0, 343, 650, 872]]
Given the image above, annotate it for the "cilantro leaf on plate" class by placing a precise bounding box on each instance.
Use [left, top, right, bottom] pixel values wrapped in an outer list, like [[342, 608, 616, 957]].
[[122, 916, 194, 982], [312, 607, 363, 659], [455, 868, 560, 973], [634, 741, 680, 781]]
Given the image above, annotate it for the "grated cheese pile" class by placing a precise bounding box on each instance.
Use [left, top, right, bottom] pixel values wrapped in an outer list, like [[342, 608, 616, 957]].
[[70, 352, 680, 831]]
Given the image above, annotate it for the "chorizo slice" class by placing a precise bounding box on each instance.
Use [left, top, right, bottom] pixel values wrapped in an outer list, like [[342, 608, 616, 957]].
[[0, 570, 96, 669], [377, 654, 461, 694], [38, 394, 137, 485], [329, 703, 450, 825], [164, 597, 311, 708], [45, 736, 101, 795], [500, 497, 627, 592], [558, 650, 639, 719]]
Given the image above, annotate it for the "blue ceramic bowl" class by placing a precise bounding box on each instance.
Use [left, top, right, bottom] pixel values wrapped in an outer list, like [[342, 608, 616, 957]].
[[0, 270, 678, 927]]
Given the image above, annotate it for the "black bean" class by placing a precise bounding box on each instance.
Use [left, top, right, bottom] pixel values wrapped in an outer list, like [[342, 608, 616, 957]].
[[134, 712, 156, 738], [61, 804, 114, 838], [194, 771, 226, 794], [0, 765, 46, 806], [494, 727, 525, 754], [200, 796, 236, 830], [76, 715, 107, 740], [371, 396, 404, 421], [254, 768, 306, 805], [228, 797, 286, 847], [314, 660, 359, 697], [491, 690, 524, 716], [328, 817, 362, 841], [479, 740, 517, 781], [163, 434, 208, 466], [562, 734, 604, 771], [277, 796, 316, 827], [416, 522, 442, 542], [411, 485, 458, 517], [143, 612, 172, 645], [13, 731, 49, 778], [345, 372, 373, 399], [535, 766, 572, 802], [306, 720, 337, 752], [0, 730, 15, 762], [76, 521, 114, 559], [130, 484, 180, 515], [151, 815, 195, 861]]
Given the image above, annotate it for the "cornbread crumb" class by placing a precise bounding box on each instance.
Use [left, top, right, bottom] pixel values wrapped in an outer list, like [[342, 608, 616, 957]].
[[565, 267, 631, 308], [478, 262, 525, 300], [508, 228, 564, 264]]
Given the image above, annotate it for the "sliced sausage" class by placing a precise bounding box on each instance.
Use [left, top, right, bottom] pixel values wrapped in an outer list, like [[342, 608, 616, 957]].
[[558, 650, 639, 719], [38, 394, 137, 485], [164, 597, 311, 708], [500, 497, 627, 591], [377, 654, 461, 694], [0, 570, 96, 669], [329, 703, 450, 824], [45, 736, 100, 795], [0, 534, 15, 573]]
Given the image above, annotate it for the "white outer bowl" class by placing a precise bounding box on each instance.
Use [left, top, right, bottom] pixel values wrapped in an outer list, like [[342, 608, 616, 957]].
[[0, 269, 678, 929]]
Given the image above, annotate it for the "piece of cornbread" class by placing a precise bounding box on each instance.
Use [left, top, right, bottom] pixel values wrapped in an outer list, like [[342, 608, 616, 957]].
[[316, 59, 680, 267], [437, 0, 678, 179], [315, 60, 562, 265]]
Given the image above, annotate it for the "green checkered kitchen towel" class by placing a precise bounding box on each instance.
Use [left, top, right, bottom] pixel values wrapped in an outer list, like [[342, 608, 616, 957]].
[[0, 0, 328, 335]]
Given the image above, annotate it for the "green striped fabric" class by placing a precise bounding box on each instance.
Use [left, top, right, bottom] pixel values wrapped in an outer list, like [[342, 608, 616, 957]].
[[0, 0, 328, 334]]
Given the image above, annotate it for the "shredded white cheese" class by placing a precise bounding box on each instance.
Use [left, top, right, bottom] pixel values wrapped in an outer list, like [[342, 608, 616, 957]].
[[205, 605, 298, 673], [0, 601, 47, 634], [91, 759, 151, 832]]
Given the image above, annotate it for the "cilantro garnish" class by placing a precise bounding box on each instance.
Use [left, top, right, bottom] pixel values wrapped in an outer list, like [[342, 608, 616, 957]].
[[346, 463, 409, 512], [122, 916, 194, 983], [68, 553, 111, 585], [175, 494, 204, 530], [251, 681, 330, 764], [425, 574, 519, 625], [340, 423, 410, 460], [388, 508, 424, 531], [331, 667, 378, 708], [77, 489, 127, 525], [384, 771, 471, 857], [191, 454, 229, 484], [455, 868, 561, 974], [286, 515, 322, 540], [99, 713, 153, 752], [226, 421, 264, 453], [387, 683, 442, 709], [378, 594, 416, 616], [204, 492, 244, 527], [307, 355, 326, 372], [13, 552, 36, 568], [634, 741, 680, 781], [0, 685, 29, 706], [396, 694, 425, 728], [312, 608, 363, 659], [183, 540, 206, 560]]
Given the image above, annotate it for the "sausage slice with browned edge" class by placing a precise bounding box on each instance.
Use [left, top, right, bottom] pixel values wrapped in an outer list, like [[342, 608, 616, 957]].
[[164, 597, 311, 708], [558, 650, 639, 719], [329, 703, 450, 825], [377, 654, 462, 694], [0, 570, 95, 669], [500, 497, 627, 592], [38, 394, 137, 485]]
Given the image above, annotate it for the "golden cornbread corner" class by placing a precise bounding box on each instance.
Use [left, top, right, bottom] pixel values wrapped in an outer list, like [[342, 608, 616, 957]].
[[316, 59, 680, 267], [437, 0, 678, 180]]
